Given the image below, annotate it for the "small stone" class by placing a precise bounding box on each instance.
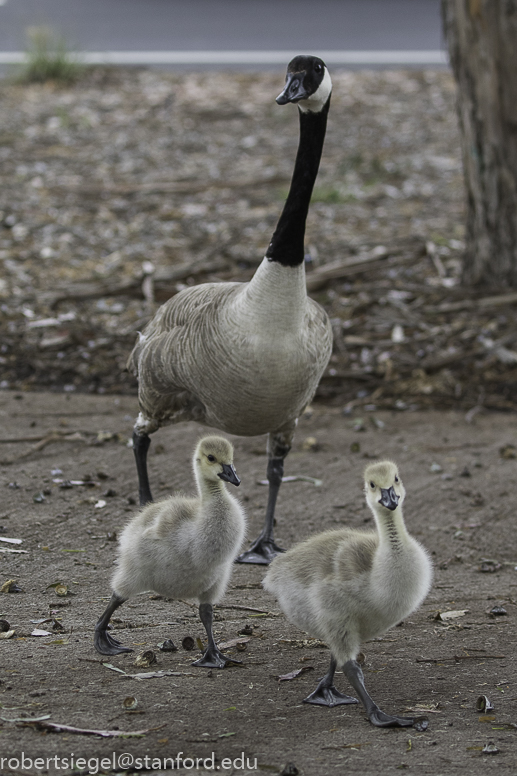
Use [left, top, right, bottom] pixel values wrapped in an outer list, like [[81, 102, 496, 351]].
[[182, 636, 195, 651], [159, 639, 178, 652]]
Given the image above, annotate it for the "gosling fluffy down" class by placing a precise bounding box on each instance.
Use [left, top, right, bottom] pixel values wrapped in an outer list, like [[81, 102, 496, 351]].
[[113, 436, 245, 603], [94, 436, 246, 667], [264, 461, 433, 727]]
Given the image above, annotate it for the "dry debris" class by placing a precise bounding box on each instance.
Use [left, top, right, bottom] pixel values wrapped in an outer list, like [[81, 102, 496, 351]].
[[0, 67, 515, 411]]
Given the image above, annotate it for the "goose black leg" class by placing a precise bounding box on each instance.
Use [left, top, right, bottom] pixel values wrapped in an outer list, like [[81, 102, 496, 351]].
[[343, 659, 415, 727], [237, 431, 292, 564], [94, 593, 133, 656], [303, 656, 358, 707], [132, 431, 153, 506], [192, 603, 241, 669]]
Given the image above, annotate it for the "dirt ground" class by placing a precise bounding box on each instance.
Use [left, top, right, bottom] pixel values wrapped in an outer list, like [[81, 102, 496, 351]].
[[2, 66, 517, 412], [1, 389, 517, 775]]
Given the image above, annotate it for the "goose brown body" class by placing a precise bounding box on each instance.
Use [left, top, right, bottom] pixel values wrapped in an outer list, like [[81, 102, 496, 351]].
[[129, 263, 332, 438]]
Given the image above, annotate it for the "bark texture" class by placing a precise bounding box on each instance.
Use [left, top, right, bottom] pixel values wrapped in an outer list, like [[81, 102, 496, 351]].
[[442, 0, 517, 286]]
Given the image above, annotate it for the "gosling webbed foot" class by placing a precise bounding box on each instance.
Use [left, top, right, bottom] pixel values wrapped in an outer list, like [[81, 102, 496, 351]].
[[192, 645, 242, 669], [236, 538, 285, 565], [94, 627, 133, 656], [368, 707, 415, 728], [303, 685, 358, 707]]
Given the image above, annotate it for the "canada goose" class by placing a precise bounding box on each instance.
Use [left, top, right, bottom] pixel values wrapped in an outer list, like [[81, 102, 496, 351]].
[[264, 461, 433, 727], [94, 436, 246, 668], [127, 55, 333, 564]]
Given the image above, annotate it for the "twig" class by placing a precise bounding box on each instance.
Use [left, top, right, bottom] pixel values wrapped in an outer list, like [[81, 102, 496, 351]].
[[416, 654, 505, 663], [425, 291, 517, 314], [17, 719, 166, 738], [50, 174, 290, 197], [306, 251, 390, 292], [1, 430, 90, 464], [42, 260, 229, 308], [216, 604, 269, 614]]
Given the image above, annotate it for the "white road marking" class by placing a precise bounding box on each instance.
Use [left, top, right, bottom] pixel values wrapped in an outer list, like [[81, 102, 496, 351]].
[[0, 50, 448, 66]]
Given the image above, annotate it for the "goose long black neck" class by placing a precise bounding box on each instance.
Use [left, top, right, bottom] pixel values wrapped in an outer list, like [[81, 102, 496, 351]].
[[266, 98, 330, 267]]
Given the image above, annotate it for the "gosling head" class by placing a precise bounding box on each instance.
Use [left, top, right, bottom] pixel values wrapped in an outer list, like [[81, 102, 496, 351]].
[[364, 461, 405, 514], [276, 55, 332, 113], [194, 436, 240, 487]]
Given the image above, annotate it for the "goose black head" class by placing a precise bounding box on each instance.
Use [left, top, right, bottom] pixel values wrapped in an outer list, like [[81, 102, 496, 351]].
[[276, 55, 332, 113]]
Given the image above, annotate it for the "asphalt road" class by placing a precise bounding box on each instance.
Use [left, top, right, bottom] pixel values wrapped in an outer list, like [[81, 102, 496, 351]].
[[0, 0, 446, 68]]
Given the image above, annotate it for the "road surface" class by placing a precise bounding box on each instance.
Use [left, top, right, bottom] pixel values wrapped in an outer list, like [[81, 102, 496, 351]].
[[0, 0, 446, 69]]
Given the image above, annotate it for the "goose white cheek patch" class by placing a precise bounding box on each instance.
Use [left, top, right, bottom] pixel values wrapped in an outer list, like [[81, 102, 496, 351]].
[[298, 68, 332, 113]]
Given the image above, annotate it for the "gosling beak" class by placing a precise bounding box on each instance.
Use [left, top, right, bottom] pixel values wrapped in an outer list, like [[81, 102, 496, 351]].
[[218, 463, 240, 486], [276, 71, 309, 104], [378, 486, 399, 511]]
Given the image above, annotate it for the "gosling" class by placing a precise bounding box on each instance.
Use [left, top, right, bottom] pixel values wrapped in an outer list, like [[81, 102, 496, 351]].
[[94, 436, 246, 668], [264, 461, 432, 727]]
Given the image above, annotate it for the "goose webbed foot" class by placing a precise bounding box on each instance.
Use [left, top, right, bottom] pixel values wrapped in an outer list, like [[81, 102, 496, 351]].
[[304, 685, 358, 707], [303, 657, 358, 707], [94, 593, 131, 656], [236, 537, 285, 565], [368, 707, 415, 728], [94, 627, 133, 656], [192, 645, 241, 669]]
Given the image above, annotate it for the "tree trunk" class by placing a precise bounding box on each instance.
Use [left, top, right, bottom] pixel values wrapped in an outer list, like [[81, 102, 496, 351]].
[[442, 0, 517, 287]]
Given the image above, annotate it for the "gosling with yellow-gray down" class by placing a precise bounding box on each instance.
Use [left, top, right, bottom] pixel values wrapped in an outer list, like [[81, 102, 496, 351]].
[[94, 436, 246, 668], [264, 460, 432, 727]]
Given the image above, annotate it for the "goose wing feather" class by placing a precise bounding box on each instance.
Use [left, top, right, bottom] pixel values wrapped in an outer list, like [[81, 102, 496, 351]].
[[129, 280, 332, 435]]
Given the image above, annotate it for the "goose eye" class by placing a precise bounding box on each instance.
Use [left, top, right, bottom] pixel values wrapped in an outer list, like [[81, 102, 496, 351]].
[[314, 63, 322, 73], [370, 481, 375, 489], [207, 454, 216, 462]]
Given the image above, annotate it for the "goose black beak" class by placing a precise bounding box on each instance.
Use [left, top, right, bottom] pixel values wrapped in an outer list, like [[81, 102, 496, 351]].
[[378, 486, 399, 511], [276, 71, 309, 104], [218, 463, 240, 486]]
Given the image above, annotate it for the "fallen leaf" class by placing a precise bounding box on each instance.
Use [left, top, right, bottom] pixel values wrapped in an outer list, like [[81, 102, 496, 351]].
[[0, 548, 28, 554], [436, 609, 468, 621], [0, 714, 51, 723], [31, 629, 52, 637], [102, 663, 127, 675], [277, 666, 314, 682], [218, 637, 251, 651]]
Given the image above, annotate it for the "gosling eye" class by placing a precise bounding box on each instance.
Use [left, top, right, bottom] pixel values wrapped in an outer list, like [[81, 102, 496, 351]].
[[207, 454, 216, 463], [370, 481, 375, 489], [394, 475, 399, 483]]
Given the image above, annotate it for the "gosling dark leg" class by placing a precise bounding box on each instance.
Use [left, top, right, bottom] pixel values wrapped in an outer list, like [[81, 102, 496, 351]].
[[132, 431, 153, 506], [343, 659, 415, 727], [94, 593, 133, 656], [191, 603, 241, 669], [237, 431, 292, 564], [303, 656, 358, 707]]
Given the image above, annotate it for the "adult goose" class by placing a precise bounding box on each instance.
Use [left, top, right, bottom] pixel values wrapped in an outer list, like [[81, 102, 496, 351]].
[[264, 461, 433, 727], [94, 436, 246, 667], [127, 55, 333, 564]]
